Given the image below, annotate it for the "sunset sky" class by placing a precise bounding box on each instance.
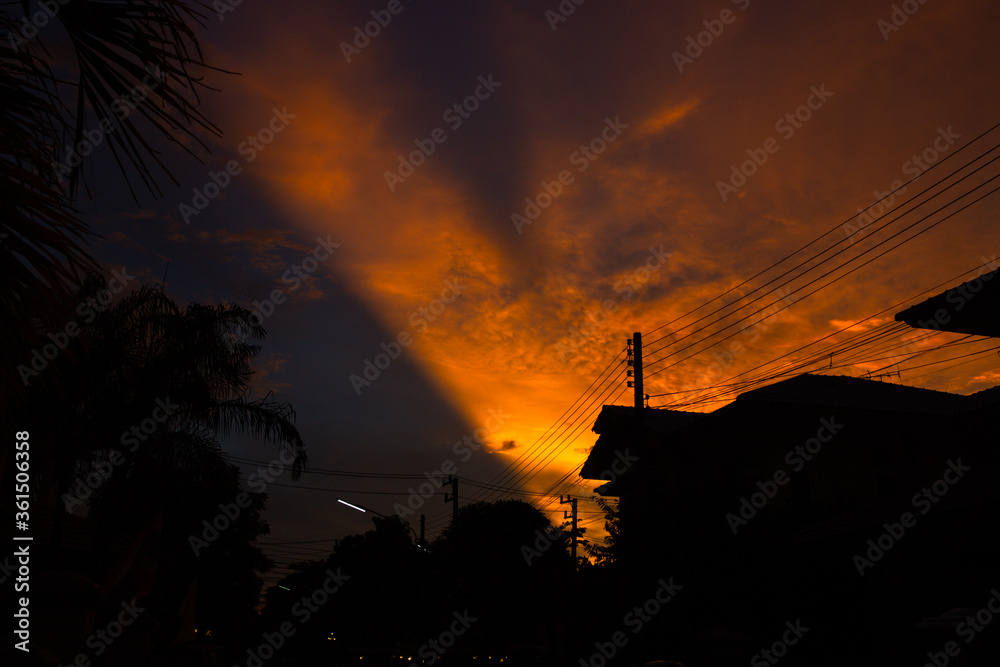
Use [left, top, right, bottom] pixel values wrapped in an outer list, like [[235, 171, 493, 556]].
[[79, 0, 1000, 581]]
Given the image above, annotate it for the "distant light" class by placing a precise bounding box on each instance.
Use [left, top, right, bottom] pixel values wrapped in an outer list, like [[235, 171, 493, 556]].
[[337, 498, 366, 513], [278, 585, 291, 591]]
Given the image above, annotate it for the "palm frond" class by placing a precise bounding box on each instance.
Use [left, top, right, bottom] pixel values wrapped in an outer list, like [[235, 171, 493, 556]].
[[192, 397, 308, 479], [54, 0, 231, 200]]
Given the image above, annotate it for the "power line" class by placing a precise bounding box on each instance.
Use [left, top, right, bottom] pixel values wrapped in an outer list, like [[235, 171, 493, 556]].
[[481, 374, 628, 504], [642, 122, 1000, 346], [463, 348, 626, 504], [643, 171, 1000, 384], [647, 257, 1000, 409], [227, 456, 595, 501], [637, 137, 1000, 383], [253, 128, 1000, 544]]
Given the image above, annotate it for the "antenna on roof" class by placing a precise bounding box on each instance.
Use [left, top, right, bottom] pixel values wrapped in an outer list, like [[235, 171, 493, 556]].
[[868, 367, 901, 383]]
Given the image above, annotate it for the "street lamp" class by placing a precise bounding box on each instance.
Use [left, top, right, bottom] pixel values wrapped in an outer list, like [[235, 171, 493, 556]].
[[336, 498, 369, 514]]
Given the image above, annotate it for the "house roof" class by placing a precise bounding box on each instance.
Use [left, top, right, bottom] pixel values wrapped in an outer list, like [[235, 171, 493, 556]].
[[894, 267, 1000, 337], [967, 383, 1000, 410], [735, 373, 983, 415], [592, 404, 705, 435], [581, 373, 999, 492], [582, 406, 703, 481]]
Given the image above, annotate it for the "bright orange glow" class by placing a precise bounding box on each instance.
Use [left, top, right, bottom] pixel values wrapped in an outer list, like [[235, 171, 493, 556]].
[[201, 1, 1000, 539]]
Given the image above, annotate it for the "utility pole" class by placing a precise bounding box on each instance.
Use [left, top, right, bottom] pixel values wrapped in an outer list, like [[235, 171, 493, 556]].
[[560, 495, 583, 564], [627, 332, 644, 424], [419, 514, 425, 547], [444, 475, 459, 522]]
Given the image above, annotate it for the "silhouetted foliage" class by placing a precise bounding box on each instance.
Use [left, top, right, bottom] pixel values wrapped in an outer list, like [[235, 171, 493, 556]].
[[18, 277, 306, 657], [88, 430, 271, 645], [258, 500, 577, 663], [584, 496, 621, 566], [0, 0, 227, 432], [25, 277, 306, 508], [261, 514, 444, 657]]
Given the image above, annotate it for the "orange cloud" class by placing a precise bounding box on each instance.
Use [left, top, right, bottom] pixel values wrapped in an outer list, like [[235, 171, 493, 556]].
[[199, 0, 1000, 539]]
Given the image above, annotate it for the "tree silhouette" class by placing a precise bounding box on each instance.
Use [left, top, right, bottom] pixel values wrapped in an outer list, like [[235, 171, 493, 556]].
[[87, 429, 272, 649], [257, 501, 578, 662], [21, 276, 308, 662], [435, 499, 574, 657], [1, 0, 226, 431], [584, 496, 621, 567], [261, 514, 442, 658], [27, 277, 307, 513]]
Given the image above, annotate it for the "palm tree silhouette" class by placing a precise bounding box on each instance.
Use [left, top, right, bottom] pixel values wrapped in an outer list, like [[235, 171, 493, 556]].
[[27, 278, 307, 533], [1, 0, 227, 432]]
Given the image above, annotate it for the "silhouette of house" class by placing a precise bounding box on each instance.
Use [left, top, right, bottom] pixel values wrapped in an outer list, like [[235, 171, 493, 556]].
[[583, 405, 702, 494], [584, 375, 1000, 661], [895, 266, 1000, 337], [582, 271, 1000, 662]]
